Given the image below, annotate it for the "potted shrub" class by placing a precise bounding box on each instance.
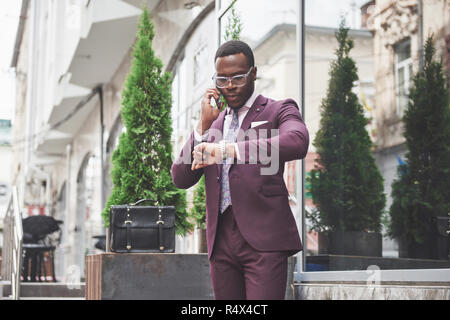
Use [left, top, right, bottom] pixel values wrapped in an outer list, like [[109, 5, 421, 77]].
[[101, 8, 193, 237], [308, 20, 386, 257], [388, 36, 450, 260], [191, 176, 207, 253]]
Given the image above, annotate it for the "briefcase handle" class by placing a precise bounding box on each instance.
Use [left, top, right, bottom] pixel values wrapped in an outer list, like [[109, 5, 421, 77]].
[[129, 198, 159, 206]]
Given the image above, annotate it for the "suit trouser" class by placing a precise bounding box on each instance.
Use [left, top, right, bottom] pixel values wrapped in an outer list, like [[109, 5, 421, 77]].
[[209, 206, 289, 300]]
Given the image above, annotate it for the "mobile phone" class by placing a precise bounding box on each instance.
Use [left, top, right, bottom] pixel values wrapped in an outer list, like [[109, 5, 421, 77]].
[[218, 94, 227, 112], [211, 94, 227, 112], [210, 94, 219, 108]]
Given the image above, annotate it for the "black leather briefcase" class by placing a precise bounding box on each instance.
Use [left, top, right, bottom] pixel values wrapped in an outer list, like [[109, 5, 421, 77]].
[[109, 199, 175, 253]]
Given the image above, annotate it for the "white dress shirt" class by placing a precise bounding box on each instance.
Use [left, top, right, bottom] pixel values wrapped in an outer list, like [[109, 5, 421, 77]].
[[194, 90, 260, 160]]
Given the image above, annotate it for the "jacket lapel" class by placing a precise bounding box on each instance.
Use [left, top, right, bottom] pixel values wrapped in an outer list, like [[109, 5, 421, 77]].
[[239, 94, 268, 132]]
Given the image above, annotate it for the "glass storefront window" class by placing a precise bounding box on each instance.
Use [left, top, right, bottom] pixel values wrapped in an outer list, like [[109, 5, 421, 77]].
[[302, 0, 449, 273], [213, 0, 449, 281], [218, 0, 236, 11]]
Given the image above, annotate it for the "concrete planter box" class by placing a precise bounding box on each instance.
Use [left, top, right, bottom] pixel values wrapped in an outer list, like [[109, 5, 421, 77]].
[[398, 234, 449, 260], [85, 253, 213, 300], [85, 253, 295, 300], [319, 231, 382, 257]]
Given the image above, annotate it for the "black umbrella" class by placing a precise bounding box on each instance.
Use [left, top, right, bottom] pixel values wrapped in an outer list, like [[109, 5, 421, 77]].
[[93, 235, 106, 251], [22, 216, 63, 243]]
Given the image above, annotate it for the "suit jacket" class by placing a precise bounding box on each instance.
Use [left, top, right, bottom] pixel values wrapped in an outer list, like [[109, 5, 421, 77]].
[[171, 94, 309, 259]]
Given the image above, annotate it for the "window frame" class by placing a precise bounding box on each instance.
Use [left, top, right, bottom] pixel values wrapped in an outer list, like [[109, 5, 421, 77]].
[[394, 38, 413, 117]]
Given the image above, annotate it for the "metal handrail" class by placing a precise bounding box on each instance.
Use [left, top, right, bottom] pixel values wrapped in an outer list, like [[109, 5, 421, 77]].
[[1, 187, 23, 300]]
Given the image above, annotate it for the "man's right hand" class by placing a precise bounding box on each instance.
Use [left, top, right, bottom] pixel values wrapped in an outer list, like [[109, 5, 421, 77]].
[[196, 88, 224, 135]]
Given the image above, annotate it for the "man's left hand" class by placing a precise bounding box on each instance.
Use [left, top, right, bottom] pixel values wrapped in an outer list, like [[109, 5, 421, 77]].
[[191, 143, 221, 170]]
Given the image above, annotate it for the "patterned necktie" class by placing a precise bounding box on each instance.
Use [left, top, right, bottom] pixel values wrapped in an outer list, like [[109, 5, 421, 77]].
[[219, 109, 240, 214]]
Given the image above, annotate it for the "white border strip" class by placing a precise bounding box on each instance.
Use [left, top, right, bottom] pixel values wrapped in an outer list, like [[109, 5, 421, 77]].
[[295, 269, 450, 283]]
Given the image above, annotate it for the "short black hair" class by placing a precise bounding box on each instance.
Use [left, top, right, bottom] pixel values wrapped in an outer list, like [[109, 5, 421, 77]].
[[214, 40, 254, 68]]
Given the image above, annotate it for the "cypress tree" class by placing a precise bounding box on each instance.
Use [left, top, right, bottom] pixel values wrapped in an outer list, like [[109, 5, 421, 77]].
[[389, 36, 450, 257], [309, 20, 385, 233], [191, 176, 206, 230], [102, 9, 193, 235], [224, 3, 243, 42]]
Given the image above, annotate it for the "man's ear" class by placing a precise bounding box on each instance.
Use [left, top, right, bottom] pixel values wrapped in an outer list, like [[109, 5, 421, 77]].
[[252, 66, 257, 81]]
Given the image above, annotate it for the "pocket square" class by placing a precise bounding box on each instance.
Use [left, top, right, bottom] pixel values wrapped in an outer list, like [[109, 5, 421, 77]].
[[250, 121, 269, 128]]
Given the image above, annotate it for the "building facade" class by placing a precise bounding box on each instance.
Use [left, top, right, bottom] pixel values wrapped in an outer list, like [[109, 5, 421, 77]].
[[0, 119, 13, 244], [7, 0, 449, 291], [7, 0, 382, 277], [365, 0, 450, 213], [10, 0, 217, 279]]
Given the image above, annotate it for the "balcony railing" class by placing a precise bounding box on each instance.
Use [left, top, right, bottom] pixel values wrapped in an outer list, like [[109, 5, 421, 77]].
[[1, 187, 23, 300]]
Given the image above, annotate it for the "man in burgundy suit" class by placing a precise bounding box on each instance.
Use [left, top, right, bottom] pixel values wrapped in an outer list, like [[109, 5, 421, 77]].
[[171, 40, 309, 300]]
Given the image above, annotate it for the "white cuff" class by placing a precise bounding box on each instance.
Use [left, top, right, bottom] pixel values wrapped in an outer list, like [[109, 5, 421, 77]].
[[194, 128, 209, 142]]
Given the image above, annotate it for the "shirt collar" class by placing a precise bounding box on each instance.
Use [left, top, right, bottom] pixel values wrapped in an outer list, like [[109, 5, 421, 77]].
[[226, 90, 259, 116]]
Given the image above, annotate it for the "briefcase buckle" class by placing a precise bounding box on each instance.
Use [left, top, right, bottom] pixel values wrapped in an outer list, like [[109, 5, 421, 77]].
[[157, 220, 164, 225], [125, 220, 132, 224]]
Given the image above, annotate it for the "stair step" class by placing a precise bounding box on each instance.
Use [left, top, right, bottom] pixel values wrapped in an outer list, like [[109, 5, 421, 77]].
[[19, 297, 85, 300], [0, 281, 11, 299], [1, 282, 85, 298]]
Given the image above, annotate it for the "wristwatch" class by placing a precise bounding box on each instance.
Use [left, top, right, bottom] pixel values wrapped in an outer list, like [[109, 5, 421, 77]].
[[219, 140, 228, 161]]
